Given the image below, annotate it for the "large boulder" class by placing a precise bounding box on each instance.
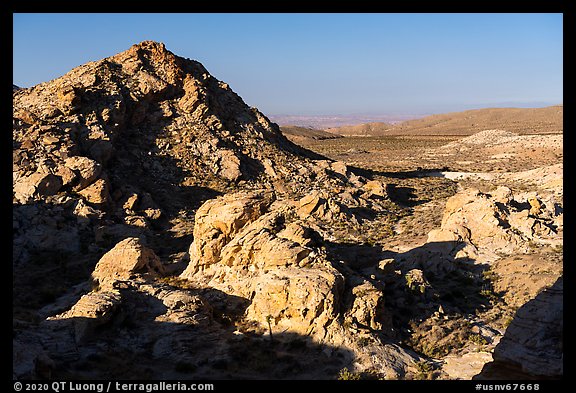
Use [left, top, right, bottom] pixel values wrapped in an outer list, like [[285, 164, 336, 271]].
[[181, 191, 393, 351], [13, 171, 63, 204], [92, 237, 165, 289], [182, 191, 274, 275]]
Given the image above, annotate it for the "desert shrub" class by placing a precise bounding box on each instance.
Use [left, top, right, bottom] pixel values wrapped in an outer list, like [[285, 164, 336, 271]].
[[337, 367, 361, 380], [413, 360, 436, 380], [468, 333, 488, 346]]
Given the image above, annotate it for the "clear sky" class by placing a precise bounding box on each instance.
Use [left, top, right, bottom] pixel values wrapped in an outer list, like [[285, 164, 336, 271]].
[[13, 13, 563, 116]]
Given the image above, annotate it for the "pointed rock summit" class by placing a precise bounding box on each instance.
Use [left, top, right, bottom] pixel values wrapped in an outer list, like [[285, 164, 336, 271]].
[[13, 41, 313, 187]]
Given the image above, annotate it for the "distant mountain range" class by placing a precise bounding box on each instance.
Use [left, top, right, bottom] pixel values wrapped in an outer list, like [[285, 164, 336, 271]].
[[269, 114, 420, 129], [294, 106, 562, 137], [279, 125, 342, 140], [324, 122, 394, 137], [391, 105, 563, 136]]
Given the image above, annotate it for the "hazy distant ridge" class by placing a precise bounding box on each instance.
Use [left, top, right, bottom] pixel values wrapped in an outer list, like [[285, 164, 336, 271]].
[[270, 114, 419, 129], [325, 122, 394, 136], [325, 106, 563, 136], [279, 126, 342, 140]]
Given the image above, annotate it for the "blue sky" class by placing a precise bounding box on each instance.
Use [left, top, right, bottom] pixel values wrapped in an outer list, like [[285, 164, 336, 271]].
[[13, 13, 562, 116]]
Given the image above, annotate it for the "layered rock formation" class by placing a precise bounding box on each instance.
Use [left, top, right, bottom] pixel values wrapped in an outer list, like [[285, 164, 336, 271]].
[[180, 190, 393, 345]]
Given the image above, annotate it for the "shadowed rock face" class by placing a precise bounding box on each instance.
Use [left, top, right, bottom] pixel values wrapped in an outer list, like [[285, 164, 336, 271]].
[[474, 277, 563, 379]]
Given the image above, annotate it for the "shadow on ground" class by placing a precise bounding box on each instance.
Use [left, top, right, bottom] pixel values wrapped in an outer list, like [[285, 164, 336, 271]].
[[325, 238, 497, 357], [474, 276, 563, 380], [23, 286, 355, 380]]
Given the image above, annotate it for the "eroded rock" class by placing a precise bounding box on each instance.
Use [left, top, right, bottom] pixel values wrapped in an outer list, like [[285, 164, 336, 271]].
[[427, 187, 560, 256], [63, 156, 102, 191], [92, 237, 165, 289], [182, 191, 274, 275], [13, 171, 62, 203]]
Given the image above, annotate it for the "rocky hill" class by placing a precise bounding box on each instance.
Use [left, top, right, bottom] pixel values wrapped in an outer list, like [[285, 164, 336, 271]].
[[13, 41, 414, 379], [326, 106, 563, 136], [13, 41, 562, 380]]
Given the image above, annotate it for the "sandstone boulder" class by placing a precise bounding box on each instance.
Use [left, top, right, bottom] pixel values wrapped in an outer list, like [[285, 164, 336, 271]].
[[92, 237, 165, 289], [77, 178, 110, 205], [183, 191, 274, 275], [63, 156, 101, 191], [428, 187, 560, 256], [181, 191, 393, 353], [243, 265, 345, 338], [13, 171, 62, 204]]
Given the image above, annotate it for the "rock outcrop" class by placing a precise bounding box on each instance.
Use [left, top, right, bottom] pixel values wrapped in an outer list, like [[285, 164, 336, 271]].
[[12, 40, 387, 272], [91, 237, 165, 289], [180, 190, 414, 377], [427, 186, 561, 259], [13, 41, 410, 380]]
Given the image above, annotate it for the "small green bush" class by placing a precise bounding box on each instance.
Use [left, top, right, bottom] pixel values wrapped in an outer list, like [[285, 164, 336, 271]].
[[337, 367, 361, 380]]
